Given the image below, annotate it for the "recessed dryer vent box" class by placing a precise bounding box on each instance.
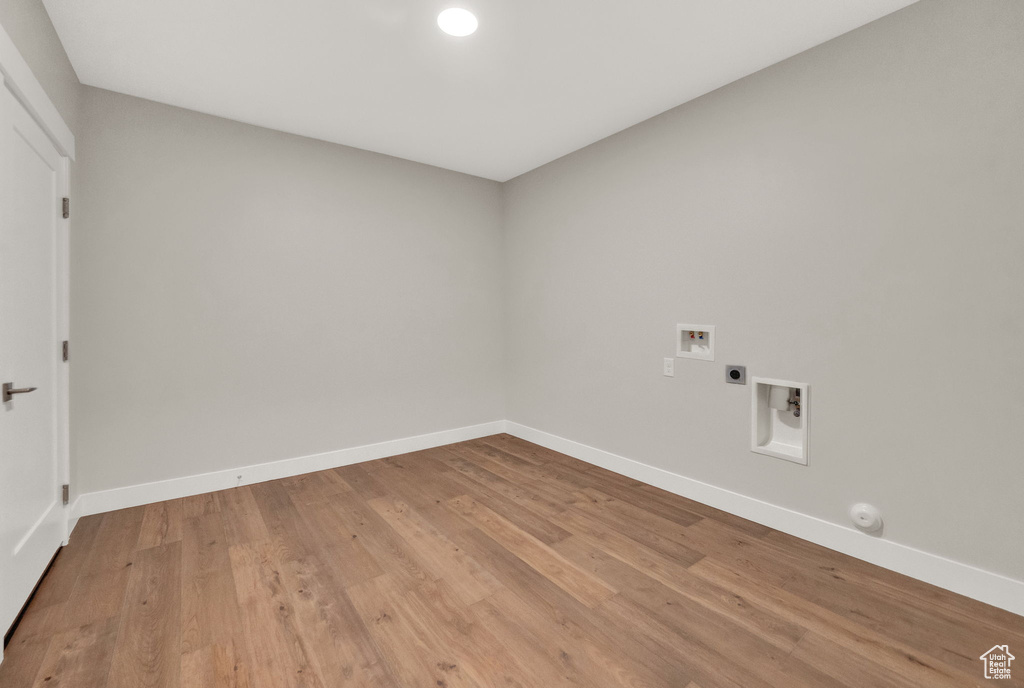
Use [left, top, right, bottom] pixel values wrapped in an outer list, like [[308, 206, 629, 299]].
[[751, 377, 809, 465], [676, 324, 715, 361]]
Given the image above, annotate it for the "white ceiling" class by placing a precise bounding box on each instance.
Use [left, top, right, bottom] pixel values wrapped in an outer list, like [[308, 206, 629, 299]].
[[44, 0, 916, 181]]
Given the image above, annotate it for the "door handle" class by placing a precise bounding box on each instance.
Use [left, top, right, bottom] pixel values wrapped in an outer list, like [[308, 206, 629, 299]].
[[3, 383, 38, 402]]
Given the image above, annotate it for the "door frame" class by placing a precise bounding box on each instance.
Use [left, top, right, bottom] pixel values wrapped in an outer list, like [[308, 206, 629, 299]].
[[0, 23, 74, 544]]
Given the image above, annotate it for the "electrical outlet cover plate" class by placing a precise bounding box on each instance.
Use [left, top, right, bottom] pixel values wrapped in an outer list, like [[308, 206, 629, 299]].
[[676, 324, 715, 361], [725, 365, 746, 384]]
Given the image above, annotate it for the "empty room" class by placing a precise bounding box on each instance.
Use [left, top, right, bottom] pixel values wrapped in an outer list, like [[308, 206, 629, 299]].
[[1, 0, 1022, 685]]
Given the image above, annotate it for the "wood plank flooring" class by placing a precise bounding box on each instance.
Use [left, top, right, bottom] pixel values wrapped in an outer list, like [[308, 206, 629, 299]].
[[2, 434, 1021, 687]]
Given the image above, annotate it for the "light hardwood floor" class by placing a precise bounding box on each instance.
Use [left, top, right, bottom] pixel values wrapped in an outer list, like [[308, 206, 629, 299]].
[[2, 434, 1021, 687]]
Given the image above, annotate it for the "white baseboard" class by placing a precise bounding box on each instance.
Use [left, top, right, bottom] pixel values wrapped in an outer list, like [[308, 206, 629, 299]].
[[504, 422, 1024, 617], [66, 417, 1022, 617], [70, 421, 506, 523]]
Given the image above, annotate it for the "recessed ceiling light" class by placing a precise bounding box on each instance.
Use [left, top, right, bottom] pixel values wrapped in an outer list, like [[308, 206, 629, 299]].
[[437, 8, 478, 37]]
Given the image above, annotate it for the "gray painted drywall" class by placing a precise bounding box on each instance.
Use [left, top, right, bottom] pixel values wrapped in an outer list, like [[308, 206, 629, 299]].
[[503, 0, 1024, 579], [73, 87, 504, 494]]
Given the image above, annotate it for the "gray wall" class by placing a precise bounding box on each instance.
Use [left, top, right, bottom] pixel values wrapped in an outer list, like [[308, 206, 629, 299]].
[[73, 87, 504, 494], [503, 0, 1024, 579]]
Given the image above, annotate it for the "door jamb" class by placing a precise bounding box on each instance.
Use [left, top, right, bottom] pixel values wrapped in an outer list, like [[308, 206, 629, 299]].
[[57, 157, 71, 544]]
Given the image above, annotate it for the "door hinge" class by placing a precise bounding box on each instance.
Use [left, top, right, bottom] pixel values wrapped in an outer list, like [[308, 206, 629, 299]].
[[62, 340, 69, 362], [62, 197, 70, 219], [62, 484, 70, 505]]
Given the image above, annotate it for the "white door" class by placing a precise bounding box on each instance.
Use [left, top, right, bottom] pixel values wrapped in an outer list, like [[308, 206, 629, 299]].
[[0, 82, 68, 637]]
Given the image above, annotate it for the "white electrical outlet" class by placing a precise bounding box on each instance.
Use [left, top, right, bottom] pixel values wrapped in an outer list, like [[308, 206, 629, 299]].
[[663, 358, 675, 377]]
